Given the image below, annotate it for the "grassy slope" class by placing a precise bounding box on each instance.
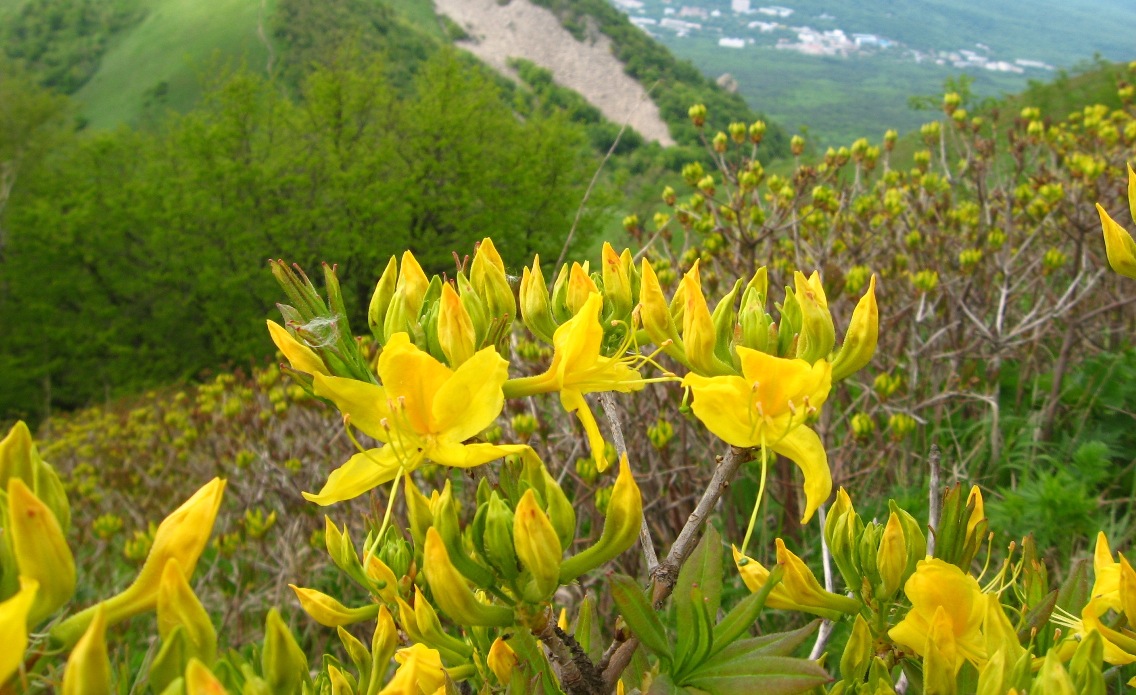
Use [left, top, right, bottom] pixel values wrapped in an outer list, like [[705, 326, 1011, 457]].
[[72, 0, 272, 129]]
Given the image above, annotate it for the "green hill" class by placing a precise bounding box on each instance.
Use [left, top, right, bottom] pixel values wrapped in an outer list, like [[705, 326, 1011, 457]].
[[0, 0, 782, 151]]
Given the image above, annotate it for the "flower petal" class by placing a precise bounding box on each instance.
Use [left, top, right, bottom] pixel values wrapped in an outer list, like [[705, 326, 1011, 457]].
[[553, 293, 604, 383], [378, 333, 452, 433], [303, 447, 405, 506], [737, 347, 832, 413], [313, 374, 391, 443], [770, 426, 831, 524], [431, 346, 509, 442], [682, 373, 761, 447], [428, 442, 529, 469], [560, 389, 609, 470], [267, 321, 330, 376]]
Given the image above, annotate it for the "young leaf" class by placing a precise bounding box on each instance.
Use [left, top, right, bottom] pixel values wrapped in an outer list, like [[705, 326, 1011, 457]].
[[710, 564, 784, 657], [610, 574, 672, 660], [682, 654, 831, 695]]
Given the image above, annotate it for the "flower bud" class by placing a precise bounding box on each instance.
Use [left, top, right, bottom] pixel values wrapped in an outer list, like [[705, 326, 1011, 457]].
[[488, 636, 518, 684], [824, 488, 863, 590], [52, 478, 226, 649], [367, 256, 399, 342], [840, 613, 873, 685], [437, 283, 477, 367], [514, 490, 563, 602], [262, 608, 308, 695], [403, 478, 434, 552], [681, 262, 731, 376], [638, 258, 685, 362], [412, 587, 474, 659], [157, 558, 216, 664], [775, 538, 861, 619], [1098, 202, 1136, 280], [601, 243, 633, 319], [62, 605, 111, 695], [791, 134, 805, 156], [793, 271, 835, 364], [876, 512, 907, 600], [483, 492, 519, 580], [289, 585, 380, 627], [369, 606, 398, 691], [267, 320, 330, 376], [0, 421, 70, 532], [749, 120, 766, 143], [565, 262, 598, 318], [383, 251, 430, 340], [7, 477, 75, 626], [185, 658, 228, 695], [520, 257, 558, 343], [0, 577, 38, 684], [831, 274, 878, 381], [471, 238, 516, 327], [422, 528, 513, 627], [559, 455, 643, 583], [688, 103, 707, 127]]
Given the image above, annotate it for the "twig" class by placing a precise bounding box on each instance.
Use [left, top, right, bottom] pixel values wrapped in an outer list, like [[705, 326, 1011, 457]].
[[536, 610, 606, 695], [598, 393, 658, 573], [808, 503, 836, 660], [601, 446, 754, 693], [927, 443, 942, 556]]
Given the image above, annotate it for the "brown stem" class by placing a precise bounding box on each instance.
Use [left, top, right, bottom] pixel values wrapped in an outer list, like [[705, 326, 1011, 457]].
[[536, 611, 606, 695], [600, 446, 754, 693]]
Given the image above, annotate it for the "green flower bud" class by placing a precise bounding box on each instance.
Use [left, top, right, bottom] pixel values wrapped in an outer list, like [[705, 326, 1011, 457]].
[[367, 256, 398, 343], [262, 608, 308, 695], [483, 493, 520, 580]]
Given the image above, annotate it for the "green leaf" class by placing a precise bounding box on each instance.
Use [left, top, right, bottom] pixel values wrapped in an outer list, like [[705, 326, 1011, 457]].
[[610, 573, 672, 660], [1056, 558, 1091, 617], [698, 621, 819, 669], [676, 525, 725, 619], [710, 564, 784, 657], [1016, 589, 1057, 644], [673, 586, 715, 681], [682, 654, 831, 695]]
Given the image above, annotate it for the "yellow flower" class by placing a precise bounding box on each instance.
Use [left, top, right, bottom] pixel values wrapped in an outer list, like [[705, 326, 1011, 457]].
[[308, 333, 527, 505], [889, 559, 986, 670], [379, 644, 448, 695], [62, 606, 111, 695], [1099, 183, 1136, 280], [504, 293, 647, 471], [732, 541, 859, 620], [0, 577, 38, 684], [683, 347, 832, 522], [680, 261, 732, 376], [267, 320, 329, 376], [51, 478, 226, 648], [487, 637, 518, 684]]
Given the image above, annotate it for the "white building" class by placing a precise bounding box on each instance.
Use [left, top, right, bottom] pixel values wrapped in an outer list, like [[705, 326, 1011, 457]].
[[731, 0, 751, 12], [757, 6, 794, 17], [719, 37, 746, 48]]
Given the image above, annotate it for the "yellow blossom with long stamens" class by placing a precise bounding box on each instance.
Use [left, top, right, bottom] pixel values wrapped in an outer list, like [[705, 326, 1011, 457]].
[[307, 333, 527, 505], [682, 347, 831, 522], [889, 559, 986, 670], [505, 292, 659, 471]]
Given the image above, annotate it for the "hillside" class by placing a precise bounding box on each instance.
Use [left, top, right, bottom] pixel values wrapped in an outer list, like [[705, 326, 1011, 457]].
[[613, 0, 1136, 146], [0, 0, 778, 152]]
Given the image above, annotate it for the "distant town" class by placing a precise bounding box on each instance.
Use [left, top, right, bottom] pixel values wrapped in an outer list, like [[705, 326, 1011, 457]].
[[610, 0, 1056, 74]]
